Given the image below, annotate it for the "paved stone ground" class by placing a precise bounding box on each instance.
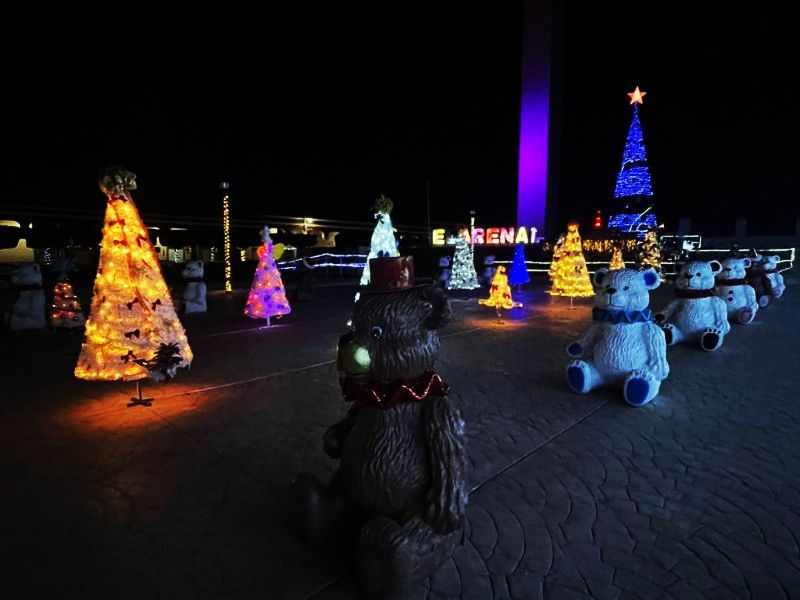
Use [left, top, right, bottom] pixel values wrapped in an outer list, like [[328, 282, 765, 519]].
[[1, 274, 799, 599]]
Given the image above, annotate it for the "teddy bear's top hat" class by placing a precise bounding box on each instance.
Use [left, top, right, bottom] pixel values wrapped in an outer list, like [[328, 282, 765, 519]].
[[365, 256, 415, 293]]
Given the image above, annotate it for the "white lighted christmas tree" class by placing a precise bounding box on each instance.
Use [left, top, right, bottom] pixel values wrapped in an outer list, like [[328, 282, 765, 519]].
[[244, 225, 291, 325], [447, 226, 480, 290], [548, 221, 594, 300], [637, 229, 662, 272], [359, 194, 399, 286], [75, 167, 192, 381]]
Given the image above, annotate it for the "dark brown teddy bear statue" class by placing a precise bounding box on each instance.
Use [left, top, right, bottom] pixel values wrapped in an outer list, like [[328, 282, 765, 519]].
[[291, 256, 468, 599]]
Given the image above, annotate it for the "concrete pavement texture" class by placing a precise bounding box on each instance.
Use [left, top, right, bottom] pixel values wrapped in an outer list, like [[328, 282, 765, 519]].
[[1, 276, 799, 599]]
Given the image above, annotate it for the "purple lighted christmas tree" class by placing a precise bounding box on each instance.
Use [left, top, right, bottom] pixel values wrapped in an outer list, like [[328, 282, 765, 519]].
[[508, 244, 530, 287], [244, 225, 291, 325]]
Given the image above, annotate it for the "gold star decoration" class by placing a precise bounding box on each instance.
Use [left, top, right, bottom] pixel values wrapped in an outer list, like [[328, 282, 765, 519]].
[[627, 86, 647, 105]]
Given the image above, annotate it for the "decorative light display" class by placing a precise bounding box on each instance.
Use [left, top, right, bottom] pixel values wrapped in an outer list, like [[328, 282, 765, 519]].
[[593, 210, 604, 230], [609, 246, 626, 270], [548, 221, 594, 299], [244, 225, 291, 325], [508, 244, 531, 287], [609, 87, 658, 237], [51, 280, 85, 328], [479, 266, 522, 318], [548, 233, 565, 281], [221, 182, 232, 293], [75, 167, 192, 381], [447, 227, 480, 290], [359, 194, 399, 287], [637, 229, 662, 272]]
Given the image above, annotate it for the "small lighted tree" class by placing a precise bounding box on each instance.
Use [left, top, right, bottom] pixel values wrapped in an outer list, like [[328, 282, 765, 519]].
[[508, 244, 530, 288], [549, 221, 594, 304], [50, 258, 85, 328], [609, 245, 626, 270], [244, 225, 291, 326], [447, 226, 480, 290], [637, 229, 662, 272], [359, 194, 399, 287], [479, 265, 522, 319], [548, 233, 565, 282], [75, 167, 192, 389]]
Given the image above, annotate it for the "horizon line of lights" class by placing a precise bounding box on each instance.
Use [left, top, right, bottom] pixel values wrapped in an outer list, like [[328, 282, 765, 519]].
[[222, 193, 232, 293]]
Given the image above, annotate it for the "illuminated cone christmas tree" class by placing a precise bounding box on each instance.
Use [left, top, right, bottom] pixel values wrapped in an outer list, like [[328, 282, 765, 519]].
[[609, 245, 626, 270], [548, 233, 565, 282], [447, 226, 480, 290], [548, 221, 594, 298], [508, 244, 530, 287], [637, 229, 662, 272], [479, 266, 522, 318], [608, 87, 658, 236], [244, 225, 291, 323], [359, 194, 399, 286], [50, 258, 85, 328], [75, 167, 192, 381]]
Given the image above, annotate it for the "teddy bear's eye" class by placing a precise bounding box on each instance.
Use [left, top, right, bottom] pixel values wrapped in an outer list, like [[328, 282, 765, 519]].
[[696, 272, 702, 277], [623, 286, 629, 291], [371, 326, 383, 340]]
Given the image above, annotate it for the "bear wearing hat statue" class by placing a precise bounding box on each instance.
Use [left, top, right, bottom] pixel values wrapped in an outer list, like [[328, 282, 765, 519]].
[[291, 255, 467, 599]]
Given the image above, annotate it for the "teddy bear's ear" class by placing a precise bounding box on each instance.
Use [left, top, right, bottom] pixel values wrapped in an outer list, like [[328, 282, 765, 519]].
[[770, 255, 780, 264], [593, 268, 609, 287], [422, 284, 451, 329], [708, 260, 723, 275], [742, 258, 752, 269], [641, 268, 660, 289], [197, 260, 204, 267]]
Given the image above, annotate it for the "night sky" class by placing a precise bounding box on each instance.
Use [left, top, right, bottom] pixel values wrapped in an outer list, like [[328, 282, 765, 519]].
[[3, 4, 798, 238]]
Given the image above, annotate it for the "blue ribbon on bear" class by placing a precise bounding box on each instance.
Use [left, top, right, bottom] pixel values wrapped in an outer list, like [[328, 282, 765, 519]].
[[592, 307, 653, 324]]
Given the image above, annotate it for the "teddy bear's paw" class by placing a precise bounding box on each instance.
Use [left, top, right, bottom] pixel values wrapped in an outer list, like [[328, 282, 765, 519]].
[[773, 288, 784, 299], [566, 360, 592, 394], [660, 323, 675, 345], [624, 371, 658, 407], [357, 517, 414, 599], [738, 308, 756, 324], [701, 328, 723, 352], [757, 294, 770, 308]]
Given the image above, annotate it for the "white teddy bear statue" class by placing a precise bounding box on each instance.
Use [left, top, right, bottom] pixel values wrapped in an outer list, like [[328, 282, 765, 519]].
[[9, 263, 46, 330], [656, 260, 730, 351], [481, 255, 496, 286], [566, 267, 669, 406], [715, 257, 758, 324], [745, 252, 785, 307], [180, 260, 207, 314]]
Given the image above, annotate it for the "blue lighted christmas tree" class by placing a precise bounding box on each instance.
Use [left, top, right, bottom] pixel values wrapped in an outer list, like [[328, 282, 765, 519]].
[[608, 87, 658, 236], [508, 244, 530, 287]]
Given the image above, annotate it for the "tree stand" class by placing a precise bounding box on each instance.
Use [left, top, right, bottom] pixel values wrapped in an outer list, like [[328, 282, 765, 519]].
[[128, 379, 153, 408]]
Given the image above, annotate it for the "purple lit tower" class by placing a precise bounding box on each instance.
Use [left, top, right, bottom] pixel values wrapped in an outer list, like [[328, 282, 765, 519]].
[[517, 0, 556, 239]]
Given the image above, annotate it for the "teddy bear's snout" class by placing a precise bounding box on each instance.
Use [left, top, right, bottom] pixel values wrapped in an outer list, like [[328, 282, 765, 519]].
[[337, 337, 372, 376]]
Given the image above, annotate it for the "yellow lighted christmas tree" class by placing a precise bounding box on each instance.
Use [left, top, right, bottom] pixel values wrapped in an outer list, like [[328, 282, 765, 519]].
[[75, 167, 192, 381], [609, 245, 626, 270], [479, 266, 522, 318], [548, 221, 594, 298], [637, 229, 662, 272]]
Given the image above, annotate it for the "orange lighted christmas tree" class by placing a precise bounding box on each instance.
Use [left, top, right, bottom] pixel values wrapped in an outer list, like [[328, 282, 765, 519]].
[[244, 225, 291, 325], [479, 266, 522, 318], [75, 167, 192, 381], [609, 245, 626, 270], [548, 221, 594, 299], [51, 258, 85, 328]]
